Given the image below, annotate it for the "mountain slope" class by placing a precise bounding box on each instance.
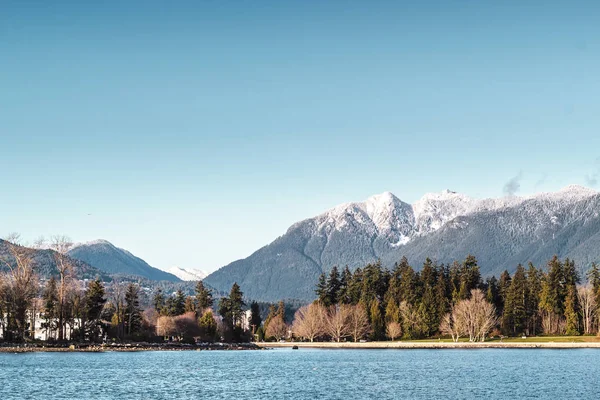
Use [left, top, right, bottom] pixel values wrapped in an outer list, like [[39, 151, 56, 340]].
[[68, 240, 181, 282], [204, 186, 600, 301], [0, 239, 110, 281]]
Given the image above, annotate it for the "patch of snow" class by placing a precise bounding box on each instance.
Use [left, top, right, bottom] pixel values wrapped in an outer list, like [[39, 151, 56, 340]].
[[167, 266, 207, 281], [391, 234, 411, 247]]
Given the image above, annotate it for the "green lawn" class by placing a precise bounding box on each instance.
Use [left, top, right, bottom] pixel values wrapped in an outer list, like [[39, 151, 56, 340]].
[[409, 335, 600, 343]]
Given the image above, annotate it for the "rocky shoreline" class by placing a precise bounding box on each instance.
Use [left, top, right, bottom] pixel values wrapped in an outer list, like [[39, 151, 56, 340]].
[[0, 342, 261, 353]]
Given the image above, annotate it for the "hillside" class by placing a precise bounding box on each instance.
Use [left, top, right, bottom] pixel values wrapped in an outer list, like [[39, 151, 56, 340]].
[[204, 186, 600, 301], [68, 240, 181, 282]]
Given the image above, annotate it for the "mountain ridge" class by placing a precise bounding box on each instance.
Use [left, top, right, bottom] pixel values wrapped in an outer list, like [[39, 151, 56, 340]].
[[68, 240, 181, 282], [204, 185, 600, 301]]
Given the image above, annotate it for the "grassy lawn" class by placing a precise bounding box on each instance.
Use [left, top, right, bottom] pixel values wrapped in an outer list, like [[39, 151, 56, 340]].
[[408, 336, 600, 343]]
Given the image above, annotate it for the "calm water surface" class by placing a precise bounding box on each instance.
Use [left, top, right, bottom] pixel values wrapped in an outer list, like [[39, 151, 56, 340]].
[[1, 348, 599, 399]]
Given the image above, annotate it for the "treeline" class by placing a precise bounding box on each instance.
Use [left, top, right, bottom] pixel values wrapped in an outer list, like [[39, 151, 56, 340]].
[[150, 281, 250, 343], [5, 232, 600, 344], [279, 255, 600, 342], [0, 235, 259, 344], [0, 236, 149, 342]]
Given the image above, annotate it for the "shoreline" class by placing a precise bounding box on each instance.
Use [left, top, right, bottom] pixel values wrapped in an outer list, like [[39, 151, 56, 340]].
[[0, 343, 261, 353], [256, 341, 600, 349]]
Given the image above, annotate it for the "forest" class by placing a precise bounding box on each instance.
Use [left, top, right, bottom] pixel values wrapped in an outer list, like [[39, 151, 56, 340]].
[[2, 232, 600, 344], [269, 255, 600, 343]]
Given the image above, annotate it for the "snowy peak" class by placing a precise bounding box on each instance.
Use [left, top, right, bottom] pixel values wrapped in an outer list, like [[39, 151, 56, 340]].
[[71, 239, 114, 249], [167, 266, 207, 282], [295, 186, 599, 247], [532, 185, 598, 202], [204, 184, 600, 301]]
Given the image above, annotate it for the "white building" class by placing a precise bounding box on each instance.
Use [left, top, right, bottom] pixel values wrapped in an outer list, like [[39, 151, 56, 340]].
[[0, 313, 83, 341]]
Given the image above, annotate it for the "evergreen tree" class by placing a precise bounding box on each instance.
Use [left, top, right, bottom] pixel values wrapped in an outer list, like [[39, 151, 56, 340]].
[[587, 262, 600, 308], [337, 266, 353, 304], [326, 266, 341, 306], [124, 284, 142, 337], [498, 270, 512, 314], [228, 283, 245, 327], [485, 276, 500, 310], [263, 304, 277, 334], [457, 255, 481, 300], [346, 268, 363, 305], [564, 285, 581, 335], [360, 261, 388, 305], [386, 262, 402, 304], [369, 299, 384, 340], [398, 260, 418, 305], [198, 311, 217, 342], [449, 261, 462, 303], [434, 264, 449, 325], [249, 301, 262, 335], [526, 263, 542, 335], [315, 273, 329, 305], [218, 282, 246, 336], [563, 258, 581, 334], [503, 265, 527, 335], [545, 256, 566, 316], [173, 290, 186, 316], [384, 298, 399, 324], [587, 262, 600, 290], [152, 289, 165, 315], [84, 278, 106, 341], [195, 281, 214, 312], [420, 283, 439, 336], [184, 296, 196, 313], [276, 300, 286, 322], [41, 277, 59, 338]]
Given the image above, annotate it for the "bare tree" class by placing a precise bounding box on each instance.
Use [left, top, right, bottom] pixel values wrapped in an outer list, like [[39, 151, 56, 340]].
[[49, 235, 75, 341], [440, 312, 462, 342], [1, 234, 38, 341], [266, 315, 288, 341], [348, 304, 371, 342], [174, 312, 201, 340], [578, 285, 597, 335], [452, 289, 497, 342], [325, 305, 351, 342], [110, 281, 126, 340], [156, 315, 176, 339], [292, 302, 326, 342], [386, 321, 402, 341], [0, 274, 6, 336], [399, 301, 423, 339]]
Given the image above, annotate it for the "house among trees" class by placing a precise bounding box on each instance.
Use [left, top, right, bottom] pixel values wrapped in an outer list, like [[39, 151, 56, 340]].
[[0, 313, 87, 341]]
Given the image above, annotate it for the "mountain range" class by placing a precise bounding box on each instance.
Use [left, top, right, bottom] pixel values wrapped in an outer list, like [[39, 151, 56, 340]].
[[68, 240, 181, 282], [204, 185, 600, 301], [0, 239, 111, 281]]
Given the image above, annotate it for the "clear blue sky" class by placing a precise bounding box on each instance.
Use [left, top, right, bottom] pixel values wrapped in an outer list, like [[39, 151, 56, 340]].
[[2, 0, 599, 273]]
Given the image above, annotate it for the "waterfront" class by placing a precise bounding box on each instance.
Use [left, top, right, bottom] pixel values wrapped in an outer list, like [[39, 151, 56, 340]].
[[2, 348, 600, 399]]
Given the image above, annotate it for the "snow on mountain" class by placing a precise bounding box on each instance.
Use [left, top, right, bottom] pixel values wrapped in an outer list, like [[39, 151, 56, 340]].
[[205, 185, 600, 301], [167, 266, 207, 282], [310, 185, 598, 245]]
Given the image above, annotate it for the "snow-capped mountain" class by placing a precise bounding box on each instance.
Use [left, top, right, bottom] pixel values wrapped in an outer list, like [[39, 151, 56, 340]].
[[167, 266, 207, 282], [204, 185, 600, 301], [68, 240, 181, 282]]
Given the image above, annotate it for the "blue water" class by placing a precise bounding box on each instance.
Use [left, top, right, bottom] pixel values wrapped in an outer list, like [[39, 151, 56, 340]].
[[1, 348, 599, 399]]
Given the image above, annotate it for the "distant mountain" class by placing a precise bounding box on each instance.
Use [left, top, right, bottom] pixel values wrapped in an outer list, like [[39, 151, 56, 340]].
[[0, 239, 110, 281], [166, 266, 207, 282], [204, 185, 600, 302], [68, 240, 181, 282]]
